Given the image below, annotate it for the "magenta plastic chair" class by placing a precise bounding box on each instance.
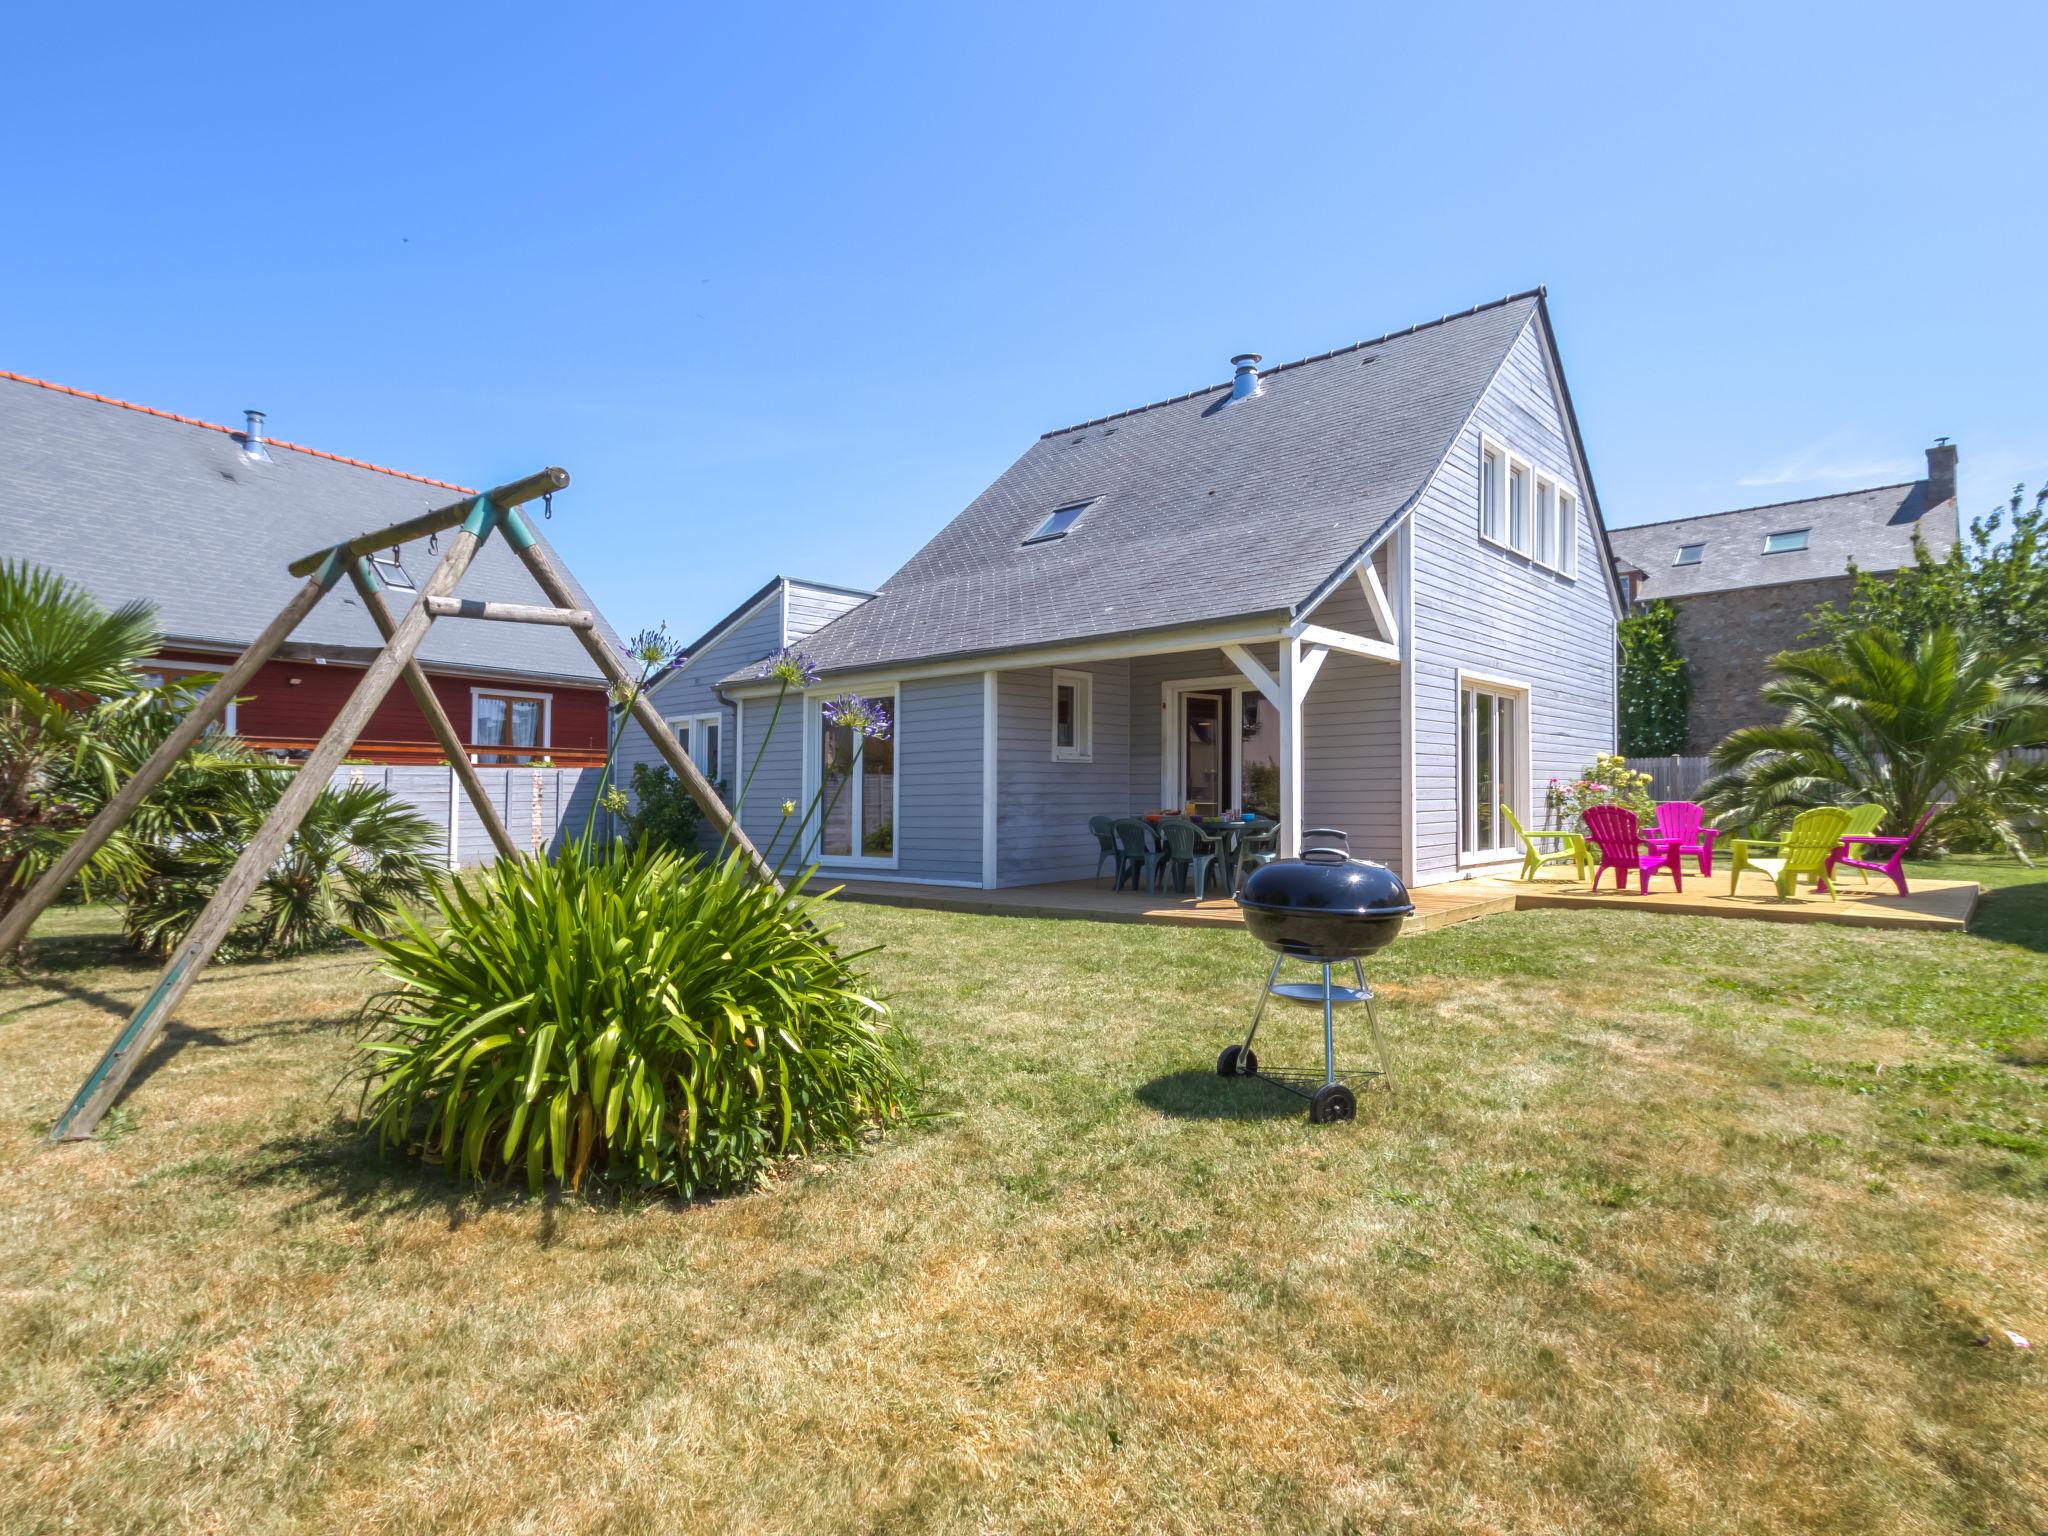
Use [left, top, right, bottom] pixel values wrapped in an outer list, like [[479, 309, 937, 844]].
[[1824, 806, 1939, 896], [1582, 805, 1685, 893], [1652, 801, 1721, 876]]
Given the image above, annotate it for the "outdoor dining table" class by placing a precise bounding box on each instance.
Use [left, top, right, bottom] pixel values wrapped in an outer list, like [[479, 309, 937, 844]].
[[1141, 814, 1273, 894]]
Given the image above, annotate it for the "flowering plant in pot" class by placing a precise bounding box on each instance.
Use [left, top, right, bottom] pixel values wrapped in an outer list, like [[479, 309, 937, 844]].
[[1544, 754, 1657, 833]]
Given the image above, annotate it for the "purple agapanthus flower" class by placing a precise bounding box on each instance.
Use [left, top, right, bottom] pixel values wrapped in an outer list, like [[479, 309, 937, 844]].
[[823, 693, 893, 741], [760, 647, 821, 688], [623, 625, 685, 673]]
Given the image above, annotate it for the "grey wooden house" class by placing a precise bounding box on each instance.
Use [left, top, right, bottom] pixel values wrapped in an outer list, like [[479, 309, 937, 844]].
[[629, 289, 1624, 889]]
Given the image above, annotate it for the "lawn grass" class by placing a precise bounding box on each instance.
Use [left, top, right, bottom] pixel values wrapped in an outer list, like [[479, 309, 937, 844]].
[[1, 861, 2043, 1534]]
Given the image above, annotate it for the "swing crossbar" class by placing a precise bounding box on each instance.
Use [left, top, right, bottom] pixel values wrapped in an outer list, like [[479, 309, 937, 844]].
[[422, 597, 593, 628], [285, 466, 568, 577]]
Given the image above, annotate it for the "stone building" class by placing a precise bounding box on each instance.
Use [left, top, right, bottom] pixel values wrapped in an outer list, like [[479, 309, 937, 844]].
[[1607, 442, 1961, 753]]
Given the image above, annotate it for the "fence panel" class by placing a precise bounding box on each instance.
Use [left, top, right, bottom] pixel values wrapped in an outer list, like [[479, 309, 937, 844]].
[[1625, 755, 1713, 800], [332, 763, 613, 868]]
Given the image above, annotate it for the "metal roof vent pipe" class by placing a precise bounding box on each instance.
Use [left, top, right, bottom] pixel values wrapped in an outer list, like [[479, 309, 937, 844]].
[[241, 408, 271, 462], [1230, 353, 1262, 402]]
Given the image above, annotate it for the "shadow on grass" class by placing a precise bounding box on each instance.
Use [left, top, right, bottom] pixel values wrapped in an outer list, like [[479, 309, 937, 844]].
[[1968, 881, 2048, 953], [233, 1124, 558, 1232], [1134, 1068, 1307, 1121], [13, 931, 154, 977]]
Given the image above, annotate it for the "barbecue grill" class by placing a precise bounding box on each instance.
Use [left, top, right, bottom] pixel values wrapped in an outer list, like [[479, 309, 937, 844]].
[[1220, 829, 1411, 1123]]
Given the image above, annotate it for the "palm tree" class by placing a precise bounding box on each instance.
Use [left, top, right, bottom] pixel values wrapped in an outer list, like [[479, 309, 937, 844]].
[[1699, 626, 2048, 858], [0, 560, 247, 933], [122, 774, 441, 958]]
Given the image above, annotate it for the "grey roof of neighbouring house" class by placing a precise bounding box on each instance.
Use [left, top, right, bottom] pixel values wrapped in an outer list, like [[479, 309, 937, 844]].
[[725, 291, 1560, 683], [0, 371, 618, 683], [1607, 481, 1960, 602]]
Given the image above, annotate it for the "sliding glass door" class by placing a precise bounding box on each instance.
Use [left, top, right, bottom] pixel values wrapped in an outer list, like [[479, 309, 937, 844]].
[[1459, 682, 1522, 857]]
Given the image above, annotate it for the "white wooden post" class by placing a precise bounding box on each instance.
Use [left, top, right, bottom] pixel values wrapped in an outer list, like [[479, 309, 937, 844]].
[[1278, 640, 1301, 858], [981, 670, 999, 888]]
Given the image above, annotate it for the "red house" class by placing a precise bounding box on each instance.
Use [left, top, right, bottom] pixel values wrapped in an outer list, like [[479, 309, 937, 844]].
[[2, 370, 613, 765]]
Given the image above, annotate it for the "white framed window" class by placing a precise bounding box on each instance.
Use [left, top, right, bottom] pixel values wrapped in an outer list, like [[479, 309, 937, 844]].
[[1675, 542, 1705, 566], [666, 714, 724, 785], [807, 688, 898, 866], [1533, 475, 1558, 568], [1457, 673, 1529, 862], [1557, 489, 1578, 576], [1507, 458, 1531, 554], [471, 687, 551, 763], [1051, 669, 1093, 761], [137, 661, 238, 734], [1479, 441, 1506, 544], [1762, 528, 1809, 554]]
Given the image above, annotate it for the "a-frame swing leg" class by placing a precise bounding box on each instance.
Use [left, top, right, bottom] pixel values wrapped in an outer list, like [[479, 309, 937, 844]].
[[0, 562, 350, 963], [502, 523, 783, 891], [346, 557, 520, 863], [49, 499, 505, 1142]]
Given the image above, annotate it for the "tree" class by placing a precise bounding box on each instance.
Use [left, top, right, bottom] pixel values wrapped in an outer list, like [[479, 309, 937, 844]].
[[620, 761, 711, 855], [1699, 626, 2048, 857], [1617, 599, 1692, 754], [0, 561, 249, 939], [1808, 480, 2048, 689]]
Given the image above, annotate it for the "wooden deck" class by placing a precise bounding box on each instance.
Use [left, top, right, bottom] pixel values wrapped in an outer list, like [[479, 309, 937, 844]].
[[1475, 866, 1980, 931], [824, 867, 1980, 935], [823, 877, 1515, 936]]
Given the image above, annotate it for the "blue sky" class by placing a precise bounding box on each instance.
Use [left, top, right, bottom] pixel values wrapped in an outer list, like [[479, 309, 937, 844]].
[[4, 2, 2041, 641]]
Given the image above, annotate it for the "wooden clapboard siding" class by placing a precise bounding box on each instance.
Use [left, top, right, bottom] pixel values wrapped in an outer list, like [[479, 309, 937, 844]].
[[895, 674, 985, 884], [1408, 313, 1618, 883], [994, 660, 1132, 886], [785, 583, 870, 640], [1297, 575, 1405, 869]]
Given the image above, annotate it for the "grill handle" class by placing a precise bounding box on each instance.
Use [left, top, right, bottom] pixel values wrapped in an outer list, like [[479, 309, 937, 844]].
[[1301, 847, 1349, 865], [1302, 827, 1350, 857]]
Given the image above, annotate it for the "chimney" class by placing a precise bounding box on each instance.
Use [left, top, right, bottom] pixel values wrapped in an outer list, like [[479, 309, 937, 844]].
[[242, 408, 271, 462], [1924, 437, 1957, 506], [1230, 353, 1262, 402]]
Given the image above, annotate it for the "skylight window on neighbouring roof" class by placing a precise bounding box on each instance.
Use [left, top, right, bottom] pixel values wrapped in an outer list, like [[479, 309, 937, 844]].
[[369, 553, 417, 591], [1762, 529, 1810, 554], [1674, 543, 1705, 566], [1024, 500, 1093, 545]]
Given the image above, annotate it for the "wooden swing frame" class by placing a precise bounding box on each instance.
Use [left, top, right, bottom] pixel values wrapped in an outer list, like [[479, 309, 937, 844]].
[[0, 467, 775, 1141]]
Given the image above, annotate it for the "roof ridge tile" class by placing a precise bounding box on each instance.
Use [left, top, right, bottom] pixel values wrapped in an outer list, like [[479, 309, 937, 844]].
[[0, 368, 474, 493]]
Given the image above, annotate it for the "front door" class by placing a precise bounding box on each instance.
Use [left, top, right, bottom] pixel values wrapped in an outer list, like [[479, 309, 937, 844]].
[[1181, 691, 1232, 815]]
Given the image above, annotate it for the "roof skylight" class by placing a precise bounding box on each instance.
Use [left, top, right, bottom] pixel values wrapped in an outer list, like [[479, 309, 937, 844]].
[[1674, 543, 1705, 566], [1024, 500, 1093, 545], [369, 552, 418, 592], [1762, 529, 1810, 554]]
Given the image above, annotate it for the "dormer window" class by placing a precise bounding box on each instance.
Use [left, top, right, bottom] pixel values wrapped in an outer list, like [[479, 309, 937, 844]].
[[1674, 543, 1705, 566], [1025, 500, 1093, 544], [1762, 529, 1809, 554]]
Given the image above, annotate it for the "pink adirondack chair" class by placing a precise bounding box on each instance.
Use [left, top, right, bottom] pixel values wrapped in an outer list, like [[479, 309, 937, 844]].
[[1824, 806, 1939, 896], [1652, 800, 1721, 876], [1583, 805, 1684, 893]]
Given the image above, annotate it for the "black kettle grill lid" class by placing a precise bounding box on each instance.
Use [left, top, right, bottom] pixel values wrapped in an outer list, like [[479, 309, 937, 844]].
[[1238, 848, 1413, 915]]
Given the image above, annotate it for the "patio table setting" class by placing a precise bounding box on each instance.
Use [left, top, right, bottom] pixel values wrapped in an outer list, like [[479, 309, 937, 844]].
[[1095, 810, 1279, 896]]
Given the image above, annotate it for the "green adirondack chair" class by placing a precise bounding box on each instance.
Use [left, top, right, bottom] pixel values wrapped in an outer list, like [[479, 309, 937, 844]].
[[1725, 806, 1853, 901], [1500, 802, 1587, 882], [1833, 803, 1886, 885]]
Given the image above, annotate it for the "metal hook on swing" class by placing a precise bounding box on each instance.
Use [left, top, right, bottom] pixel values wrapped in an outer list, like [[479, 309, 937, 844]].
[[542, 491, 553, 520], [428, 530, 439, 555]]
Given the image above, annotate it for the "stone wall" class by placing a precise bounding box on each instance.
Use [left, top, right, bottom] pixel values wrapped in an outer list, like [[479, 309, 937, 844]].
[[1668, 575, 1849, 753]]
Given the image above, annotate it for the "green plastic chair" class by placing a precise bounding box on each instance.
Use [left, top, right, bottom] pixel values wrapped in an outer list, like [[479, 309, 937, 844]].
[[1111, 818, 1160, 894], [1234, 821, 1280, 891], [1088, 815, 1118, 883], [1834, 803, 1886, 885], [1499, 802, 1587, 882], [1725, 807, 1854, 901], [1158, 817, 1224, 898]]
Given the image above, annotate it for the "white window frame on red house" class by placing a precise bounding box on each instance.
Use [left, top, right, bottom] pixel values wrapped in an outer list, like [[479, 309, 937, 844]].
[[138, 660, 238, 733], [469, 686, 553, 762]]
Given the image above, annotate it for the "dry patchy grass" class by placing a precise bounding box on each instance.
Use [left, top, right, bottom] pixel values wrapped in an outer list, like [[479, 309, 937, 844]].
[[0, 863, 2043, 1535]]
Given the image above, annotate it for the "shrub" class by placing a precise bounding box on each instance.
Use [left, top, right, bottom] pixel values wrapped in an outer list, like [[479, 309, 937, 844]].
[[1617, 599, 1692, 754], [1545, 754, 1657, 832], [350, 840, 908, 1198], [124, 775, 439, 958], [621, 761, 711, 854]]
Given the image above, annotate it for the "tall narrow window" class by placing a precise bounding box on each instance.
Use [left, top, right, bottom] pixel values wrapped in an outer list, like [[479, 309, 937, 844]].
[[1507, 461, 1531, 554], [1052, 670, 1093, 761], [814, 693, 897, 861], [1534, 477, 1558, 567], [694, 716, 722, 784], [1479, 445, 1505, 542], [1459, 683, 1523, 858], [1557, 490, 1578, 575]]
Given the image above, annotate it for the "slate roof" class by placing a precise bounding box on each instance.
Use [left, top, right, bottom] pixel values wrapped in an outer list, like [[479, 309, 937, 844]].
[[1607, 481, 1959, 602], [0, 371, 616, 684], [725, 291, 1550, 683]]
